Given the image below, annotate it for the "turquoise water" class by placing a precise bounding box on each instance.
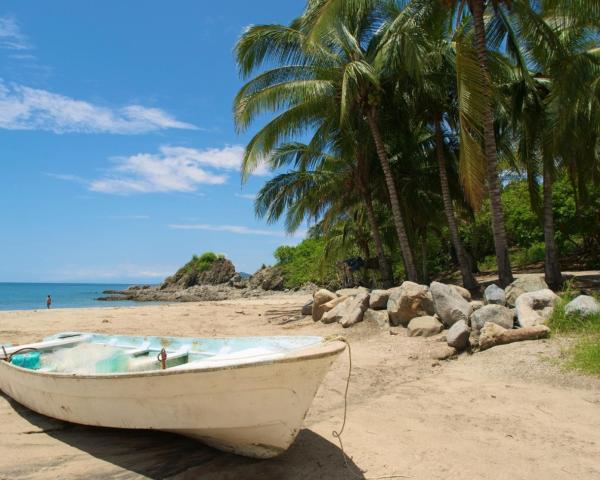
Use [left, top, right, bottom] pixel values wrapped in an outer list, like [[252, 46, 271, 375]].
[[0, 283, 148, 311]]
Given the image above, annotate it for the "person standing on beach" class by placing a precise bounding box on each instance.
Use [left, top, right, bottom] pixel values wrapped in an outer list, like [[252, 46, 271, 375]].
[[46, 295, 52, 309]]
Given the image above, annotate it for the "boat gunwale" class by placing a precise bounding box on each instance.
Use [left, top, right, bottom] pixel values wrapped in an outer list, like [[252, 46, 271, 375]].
[[0, 338, 346, 380]]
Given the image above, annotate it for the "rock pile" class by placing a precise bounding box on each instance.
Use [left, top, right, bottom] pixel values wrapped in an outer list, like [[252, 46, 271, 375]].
[[303, 274, 570, 355]]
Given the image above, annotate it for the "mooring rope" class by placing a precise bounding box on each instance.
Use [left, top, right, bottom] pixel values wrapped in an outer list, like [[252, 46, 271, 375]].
[[332, 338, 411, 479]]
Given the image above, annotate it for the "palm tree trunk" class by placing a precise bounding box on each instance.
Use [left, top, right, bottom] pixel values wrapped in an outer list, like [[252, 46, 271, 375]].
[[365, 107, 419, 282], [543, 157, 562, 288], [434, 115, 479, 290], [363, 189, 394, 288], [470, 0, 514, 287]]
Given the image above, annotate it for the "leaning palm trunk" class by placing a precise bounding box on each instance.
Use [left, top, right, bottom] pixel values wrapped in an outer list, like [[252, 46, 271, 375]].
[[542, 157, 562, 288], [365, 107, 419, 282], [470, 0, 514, 286], [363, 190, 394, 287], [434, 117, 479, 290]]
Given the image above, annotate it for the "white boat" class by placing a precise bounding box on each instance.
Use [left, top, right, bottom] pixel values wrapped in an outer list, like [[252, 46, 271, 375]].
[[0, 332, 346, 458]]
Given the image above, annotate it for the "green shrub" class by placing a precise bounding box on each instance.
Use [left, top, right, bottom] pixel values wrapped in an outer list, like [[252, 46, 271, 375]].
[[173, 251, 224, 282], [274, 238, 337, 288]]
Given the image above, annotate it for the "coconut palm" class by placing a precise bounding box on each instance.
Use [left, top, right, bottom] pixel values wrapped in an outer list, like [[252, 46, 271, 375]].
[[234, 15, 422, 281]]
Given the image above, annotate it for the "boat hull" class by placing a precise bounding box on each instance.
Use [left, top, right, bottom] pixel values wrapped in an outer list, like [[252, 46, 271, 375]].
[[0, 340, 345, 458]]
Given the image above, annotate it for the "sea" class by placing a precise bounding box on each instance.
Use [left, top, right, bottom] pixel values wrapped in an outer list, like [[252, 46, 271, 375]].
[[0, 283, 150, 311]]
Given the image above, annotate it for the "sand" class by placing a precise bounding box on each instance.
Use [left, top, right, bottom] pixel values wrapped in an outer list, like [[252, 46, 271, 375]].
[[1, 293, 599, 480]]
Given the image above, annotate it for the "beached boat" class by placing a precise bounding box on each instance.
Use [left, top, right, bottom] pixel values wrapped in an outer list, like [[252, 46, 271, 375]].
[[0, 332, 346, 458]]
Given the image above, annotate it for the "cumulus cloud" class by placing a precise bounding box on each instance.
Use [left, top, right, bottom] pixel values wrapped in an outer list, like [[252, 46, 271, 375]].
[[0, 16, 30, 51], [168, 223, 305, 238], [0, 81, 198, 133], [47, 145, 269, 195]]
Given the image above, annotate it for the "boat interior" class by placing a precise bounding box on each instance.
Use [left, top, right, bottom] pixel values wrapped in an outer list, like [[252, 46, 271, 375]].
[[0, 332, 324, 374]]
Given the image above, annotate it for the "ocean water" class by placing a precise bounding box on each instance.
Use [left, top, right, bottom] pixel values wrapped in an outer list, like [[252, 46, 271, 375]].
[[0, 283, 149, 311]]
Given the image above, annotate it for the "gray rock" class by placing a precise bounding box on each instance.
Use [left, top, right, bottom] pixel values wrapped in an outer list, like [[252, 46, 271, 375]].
[[565, 295, 600, 318], [484, 284, 506, 306], [470, 304, 514, 332], [407, 316, 444, 337], [430, 281, 473, 327], [369, 289, 390, 310], [363, 309, 390, 329], [301, 299, 313, 316], [447, 320, 470, 350], [505, 275, 548, 306], [340, 292, 370, 328], [312, 289, 338, 321], [450, 285, 472, 302], [515, 289, 559, 327], [387, 282, 435, 327]]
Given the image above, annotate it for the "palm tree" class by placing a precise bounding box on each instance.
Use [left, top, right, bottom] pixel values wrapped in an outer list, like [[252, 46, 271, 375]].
[[234, 17, 421, 281]]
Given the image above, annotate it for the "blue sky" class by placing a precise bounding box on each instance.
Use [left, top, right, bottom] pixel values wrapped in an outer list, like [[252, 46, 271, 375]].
[[0, 0, 307, 283]]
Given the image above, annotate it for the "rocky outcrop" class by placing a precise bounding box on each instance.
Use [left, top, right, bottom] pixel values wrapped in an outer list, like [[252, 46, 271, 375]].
[[484, 284, 506, 306], [470, 304, 514, 332], [369, 290, 390, 310], [162, 257, 236, 290], [450, 285, 472, 302], [336, 287, 369, 297], [446, 320, 470, 350], [387, 282, 435, 327], [515, 289, 559, 327], [407, 316, 443, 338], [321, 297, 353, 324], [479, 323, 550, 350], [430, 281, 472, 327], [565, 295, 600, 318], [505, 275, 548, 306], [248, 266, 285, 291]]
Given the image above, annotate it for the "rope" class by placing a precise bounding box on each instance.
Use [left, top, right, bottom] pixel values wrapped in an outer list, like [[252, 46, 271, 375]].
[[332, 338, 411, 479]]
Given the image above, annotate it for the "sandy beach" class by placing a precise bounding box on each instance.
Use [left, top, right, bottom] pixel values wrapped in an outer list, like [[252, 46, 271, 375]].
[[1, 293, 599, 480]]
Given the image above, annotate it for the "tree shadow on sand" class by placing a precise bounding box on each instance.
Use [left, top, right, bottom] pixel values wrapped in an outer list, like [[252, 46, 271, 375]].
[[3, 392, 364, 479]]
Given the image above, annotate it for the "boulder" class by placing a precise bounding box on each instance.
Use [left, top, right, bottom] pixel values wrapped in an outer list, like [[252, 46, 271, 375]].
[[387, 282, 435, 327], [407, 316, 444, 338], [515, 289, 559, 327], [479, 323, 550, 350], [470, 300, 484, 311], [340, 292, 370, 328], [312, 289, 337, 321], [430, 281, 473, 327], [470, 304, 514, 332], [301, 300, 313, 316], [319, 296, 350, 323], [450, 285, 472, 302], [447, 320, 471, 350], [484, 284, 506, 306], [565, 295, 600, 318], [335, 287, 369, 297], [363, 309, 390, 329], [505, 275, 548, 306], [369, 289, 390, 310]]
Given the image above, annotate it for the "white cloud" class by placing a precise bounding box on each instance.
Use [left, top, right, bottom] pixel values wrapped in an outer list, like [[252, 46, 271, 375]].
[[168, 223, 306, 238], [0, 16, 30, 51], [46, 145, 268, 195], [0, 81, 198, 133], [235, 192, 257, 200], [48, 263, 175, 282]]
